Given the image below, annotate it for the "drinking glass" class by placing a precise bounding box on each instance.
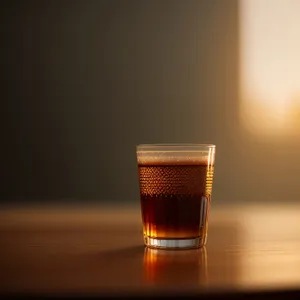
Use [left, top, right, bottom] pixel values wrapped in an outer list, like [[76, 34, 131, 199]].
[[136, 144, 216, 249]]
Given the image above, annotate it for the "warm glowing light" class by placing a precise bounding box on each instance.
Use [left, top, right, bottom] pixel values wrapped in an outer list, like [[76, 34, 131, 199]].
[[240, 0, 300, 135]]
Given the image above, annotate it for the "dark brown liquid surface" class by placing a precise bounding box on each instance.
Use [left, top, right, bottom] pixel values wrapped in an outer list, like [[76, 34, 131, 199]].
[[138, 163, 214, 238]]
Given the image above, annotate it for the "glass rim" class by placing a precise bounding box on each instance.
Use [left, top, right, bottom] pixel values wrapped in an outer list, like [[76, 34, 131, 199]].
[[136, 143, 216, 152]]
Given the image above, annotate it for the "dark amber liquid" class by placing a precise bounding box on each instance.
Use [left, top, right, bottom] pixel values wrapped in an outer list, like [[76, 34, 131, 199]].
[[138, 163, 214, 239]]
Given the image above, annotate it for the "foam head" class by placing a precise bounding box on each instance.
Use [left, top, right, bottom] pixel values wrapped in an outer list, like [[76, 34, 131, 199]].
[[136, 144, 215, 166]]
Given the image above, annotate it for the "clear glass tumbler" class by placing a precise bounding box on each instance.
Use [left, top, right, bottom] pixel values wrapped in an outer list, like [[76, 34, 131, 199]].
[[136, 144, 216, 249]]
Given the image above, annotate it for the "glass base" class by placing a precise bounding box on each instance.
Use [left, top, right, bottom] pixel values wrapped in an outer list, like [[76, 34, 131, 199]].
[[144, 236, 207, 250]]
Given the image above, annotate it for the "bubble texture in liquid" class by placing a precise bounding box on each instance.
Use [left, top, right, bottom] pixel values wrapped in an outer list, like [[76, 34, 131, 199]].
[[138, 163, 214, 239]]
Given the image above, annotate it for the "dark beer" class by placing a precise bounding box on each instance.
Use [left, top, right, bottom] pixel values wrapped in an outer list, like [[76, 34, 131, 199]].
[[138, 161, 214, 240]]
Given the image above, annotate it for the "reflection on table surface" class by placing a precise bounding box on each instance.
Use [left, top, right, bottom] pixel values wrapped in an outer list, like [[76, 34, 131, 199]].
[[0, 203, 300, 294], [143, 247, 208, 287]]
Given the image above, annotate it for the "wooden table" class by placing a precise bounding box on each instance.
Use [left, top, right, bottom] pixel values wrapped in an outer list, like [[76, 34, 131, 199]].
[[1, 203, 300, 298]]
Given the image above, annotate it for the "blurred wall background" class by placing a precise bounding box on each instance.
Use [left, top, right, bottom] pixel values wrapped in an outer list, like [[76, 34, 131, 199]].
[[1, 0, 299, 205]]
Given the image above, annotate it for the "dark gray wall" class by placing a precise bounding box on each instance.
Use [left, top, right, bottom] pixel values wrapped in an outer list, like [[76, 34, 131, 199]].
[[2, 0, 240, 203]]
